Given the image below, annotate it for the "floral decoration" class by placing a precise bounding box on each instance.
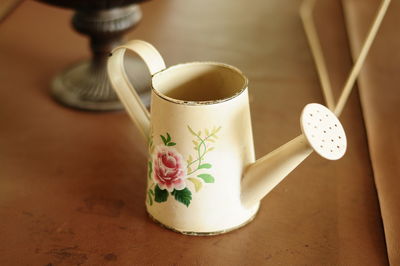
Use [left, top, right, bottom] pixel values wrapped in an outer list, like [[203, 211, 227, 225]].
[[146, 126, 221, 207]]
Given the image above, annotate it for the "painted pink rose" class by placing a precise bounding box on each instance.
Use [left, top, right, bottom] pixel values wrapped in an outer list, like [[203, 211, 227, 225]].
[[153, 146, 187, 192]]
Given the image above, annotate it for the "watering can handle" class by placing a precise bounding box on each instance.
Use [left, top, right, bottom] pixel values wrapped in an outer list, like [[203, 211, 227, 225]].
[[107, 40, 166, 139]]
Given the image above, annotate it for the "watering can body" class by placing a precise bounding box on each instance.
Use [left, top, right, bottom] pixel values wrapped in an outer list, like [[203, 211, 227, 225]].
[[148, 79, 259, 234]]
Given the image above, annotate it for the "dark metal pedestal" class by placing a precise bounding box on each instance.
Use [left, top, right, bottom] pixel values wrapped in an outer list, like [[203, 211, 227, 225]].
[[37, 1, 149, 111]]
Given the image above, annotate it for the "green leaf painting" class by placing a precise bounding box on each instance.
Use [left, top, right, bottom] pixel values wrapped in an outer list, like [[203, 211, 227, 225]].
[[197, 174, 215, 183], [147, 189, 154, 205], [154, 185, 169, 203], [171, 188, 192, 207], [148, 161, 153, 180], [198, 163, 212, 169], [160, 132, 174, 146], [161, 135, 168, 145]]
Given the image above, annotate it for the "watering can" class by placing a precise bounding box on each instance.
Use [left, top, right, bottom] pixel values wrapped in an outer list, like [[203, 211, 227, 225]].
[[107, 40, 347, 235]]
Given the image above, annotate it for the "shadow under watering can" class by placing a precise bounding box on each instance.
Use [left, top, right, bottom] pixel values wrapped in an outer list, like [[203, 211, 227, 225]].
[[107, 40, 347, 235]]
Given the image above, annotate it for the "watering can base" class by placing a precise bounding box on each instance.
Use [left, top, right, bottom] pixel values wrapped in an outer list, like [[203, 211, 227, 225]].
[[147, 210, 259, 236], [146, 204, 260, 236]]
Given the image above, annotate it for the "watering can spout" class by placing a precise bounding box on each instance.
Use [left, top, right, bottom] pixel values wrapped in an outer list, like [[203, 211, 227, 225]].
[[241, 135, 313, 208], [241, 103, 347, 209]]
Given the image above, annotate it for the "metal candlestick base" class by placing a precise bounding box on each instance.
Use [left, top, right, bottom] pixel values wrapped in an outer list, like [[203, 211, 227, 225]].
[[37, 1, 149, 111], [52, 61, 122, 110], [52, 57, 151, 110]]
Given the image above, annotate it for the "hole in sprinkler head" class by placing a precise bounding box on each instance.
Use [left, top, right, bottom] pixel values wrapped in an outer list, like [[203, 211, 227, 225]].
[[337, 145, 340, 148], [322, 139, 325, 142], [335, 124, 338, 127], [338, 136, 342, 139], [326, 114, 328, 117], [314, 126, 317, 129], [329, 127, 332, 130], [320, 145, 323, 148], [323, 130, 326, 133], [310, 114, 313, 117], [330, 150, 333, 152], [331, 139, 334, 142]]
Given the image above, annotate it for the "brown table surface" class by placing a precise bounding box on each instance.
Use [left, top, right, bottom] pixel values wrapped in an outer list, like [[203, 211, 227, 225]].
[[0, 0, 389, 265], [343, 0, 400, 265]]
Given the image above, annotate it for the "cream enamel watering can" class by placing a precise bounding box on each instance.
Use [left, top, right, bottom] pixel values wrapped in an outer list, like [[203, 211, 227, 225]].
[[107, 40, 347, 235]]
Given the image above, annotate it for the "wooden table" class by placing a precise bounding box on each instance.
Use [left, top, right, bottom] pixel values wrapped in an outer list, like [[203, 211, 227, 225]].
[[0, 0, 388, 265]]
